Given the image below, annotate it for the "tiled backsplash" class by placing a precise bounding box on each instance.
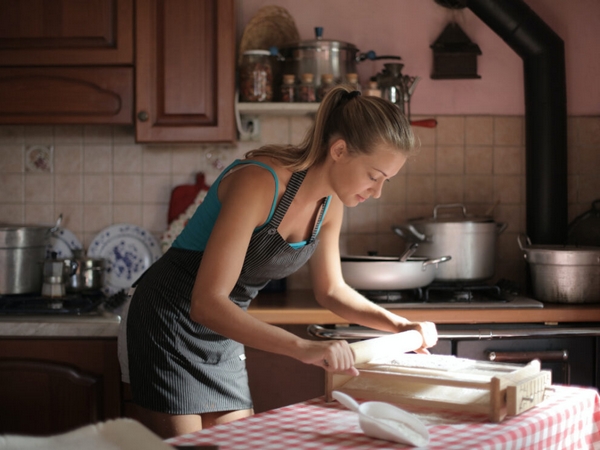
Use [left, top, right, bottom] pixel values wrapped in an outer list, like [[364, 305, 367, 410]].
[[1, 115, 598, 289]]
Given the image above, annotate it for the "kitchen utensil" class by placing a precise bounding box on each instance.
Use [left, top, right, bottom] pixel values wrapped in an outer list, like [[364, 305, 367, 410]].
[[327, 352, 552, 423], [0, 223, 50, 294], [398, 242, 418, 262], [518, 235, 600, 303], [62, 255, 106, 293], [332, 390, 430, 447], [568, 199, 600, 247], [278, 27, 401, 88], [340, 255, 451, 290], [42, 252, 67, 298], [350, 330, 424, 364], [393, 203, 507, 282]]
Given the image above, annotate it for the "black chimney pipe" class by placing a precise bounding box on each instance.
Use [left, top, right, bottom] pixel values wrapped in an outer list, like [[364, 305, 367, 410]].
[[465, 0, 568, 245]]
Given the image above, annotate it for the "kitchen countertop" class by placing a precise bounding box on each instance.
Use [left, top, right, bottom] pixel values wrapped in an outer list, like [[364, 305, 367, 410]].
[[0, 309, 121, 338], [1, 289, 599, 338], [248, 290, 600, 325]]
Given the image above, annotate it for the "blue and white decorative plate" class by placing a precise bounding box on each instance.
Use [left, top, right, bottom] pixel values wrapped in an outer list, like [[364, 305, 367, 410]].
[[87, 224, 162, 295], [46, 227, 83, 259]]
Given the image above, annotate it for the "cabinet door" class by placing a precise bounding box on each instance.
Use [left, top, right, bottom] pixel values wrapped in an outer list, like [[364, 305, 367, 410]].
[[0, 67, 133, 124], [456, 337, 598, 388], [0, 0, 133, 66], [0, 339, 121, 435], [135, 0, 236, 143], [245, 325, 325, 413]]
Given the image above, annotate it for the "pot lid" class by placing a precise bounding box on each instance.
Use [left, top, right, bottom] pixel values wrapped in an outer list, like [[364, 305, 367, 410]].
[[279, 26, 357, 52], [409, 204, 494, 224]]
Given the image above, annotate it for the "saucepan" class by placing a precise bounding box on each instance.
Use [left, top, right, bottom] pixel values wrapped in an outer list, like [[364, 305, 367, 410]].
[[332, 390, 429, 447], [341, 255, 451, 290]]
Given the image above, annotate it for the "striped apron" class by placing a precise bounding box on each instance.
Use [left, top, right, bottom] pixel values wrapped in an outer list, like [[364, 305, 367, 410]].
[[124, 169, 329, 414]]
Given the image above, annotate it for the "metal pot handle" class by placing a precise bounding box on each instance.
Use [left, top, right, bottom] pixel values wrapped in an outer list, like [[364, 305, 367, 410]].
[[517, 234, 532, 250], [433, 203, 466, 219], [391, 224, 426, 242], [422, 255, 452, 269], [496, 222, 508, 235]]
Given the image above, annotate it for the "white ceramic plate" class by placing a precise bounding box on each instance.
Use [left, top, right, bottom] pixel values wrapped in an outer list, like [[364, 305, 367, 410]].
[[87, 224, 162, 295], [46, 227, 83, 259]]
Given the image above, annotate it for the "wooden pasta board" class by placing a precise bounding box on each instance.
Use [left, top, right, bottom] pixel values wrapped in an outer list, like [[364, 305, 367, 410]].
[[326, 353, 552, 422]]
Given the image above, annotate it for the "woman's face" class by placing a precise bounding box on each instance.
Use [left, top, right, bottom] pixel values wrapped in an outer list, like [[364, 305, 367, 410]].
[[329, 140, 408, 207]]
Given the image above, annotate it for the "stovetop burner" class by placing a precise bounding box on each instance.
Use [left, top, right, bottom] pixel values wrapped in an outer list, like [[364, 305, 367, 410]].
[[0, 291, 106, 315], [361, 279, 544, 309]]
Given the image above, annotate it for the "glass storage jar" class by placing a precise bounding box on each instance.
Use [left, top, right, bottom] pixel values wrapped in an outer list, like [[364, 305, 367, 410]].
[[239, 50, 274, 102], [280, 74, 296, 103], [297, 73, 316, 102], [317, 73, 335, 101]]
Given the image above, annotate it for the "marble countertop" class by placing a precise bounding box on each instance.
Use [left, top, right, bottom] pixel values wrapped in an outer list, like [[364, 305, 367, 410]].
[[0, 309, 121, 338]]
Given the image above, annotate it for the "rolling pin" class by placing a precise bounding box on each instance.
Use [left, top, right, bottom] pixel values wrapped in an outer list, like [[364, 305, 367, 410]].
[[350, 330, 424, 364]]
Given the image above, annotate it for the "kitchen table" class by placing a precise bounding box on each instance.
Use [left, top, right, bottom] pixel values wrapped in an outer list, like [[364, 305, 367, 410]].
[[167, 385, 600, 449]]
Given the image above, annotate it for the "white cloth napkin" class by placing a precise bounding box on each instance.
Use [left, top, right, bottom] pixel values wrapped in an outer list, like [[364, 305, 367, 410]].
[[0, 418, 172, 450]]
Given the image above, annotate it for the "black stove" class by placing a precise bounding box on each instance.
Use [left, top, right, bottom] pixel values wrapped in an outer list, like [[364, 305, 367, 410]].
[[0, 291, 107, 315], [360, 279, 544, 309]]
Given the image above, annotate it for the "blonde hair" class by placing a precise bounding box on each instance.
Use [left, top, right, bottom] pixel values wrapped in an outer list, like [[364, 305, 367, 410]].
[[245, 85, 416, 171]]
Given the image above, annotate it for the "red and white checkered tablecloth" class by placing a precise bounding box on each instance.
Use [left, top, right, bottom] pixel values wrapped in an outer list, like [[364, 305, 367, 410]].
[[167, 385, 600, 449]]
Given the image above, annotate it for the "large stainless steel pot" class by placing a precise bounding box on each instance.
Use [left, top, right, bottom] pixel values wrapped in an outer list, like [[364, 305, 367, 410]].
[[393, 204, 507, 282], [518, 235, 600, 303], [278, 27, 400, 88], [62, 256, 105, 293], [0, 224, 50, 294], [341, 255, 451, 291]]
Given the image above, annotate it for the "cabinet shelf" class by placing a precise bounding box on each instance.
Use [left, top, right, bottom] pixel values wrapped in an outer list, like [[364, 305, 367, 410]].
[[237, 102, 319, 116]]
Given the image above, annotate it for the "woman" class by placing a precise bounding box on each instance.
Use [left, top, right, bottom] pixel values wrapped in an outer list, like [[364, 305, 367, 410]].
[[119, 86, 437, 438]]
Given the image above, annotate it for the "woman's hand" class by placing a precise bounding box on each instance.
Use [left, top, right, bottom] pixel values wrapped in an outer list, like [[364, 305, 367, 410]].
[[404, 321, 438, 354], [298, 339, 360, 376]]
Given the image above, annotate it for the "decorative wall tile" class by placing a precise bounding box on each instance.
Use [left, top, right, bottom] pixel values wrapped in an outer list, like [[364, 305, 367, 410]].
[[25, 145, 53, 173]]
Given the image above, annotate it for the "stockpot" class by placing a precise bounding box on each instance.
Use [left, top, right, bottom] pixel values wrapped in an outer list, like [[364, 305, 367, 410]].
[[0, 224, 50, 294], [341, 255, 451, 291], [278, 27, 400, 88], [393, 204, 507, 282], [518, 235, 600, 303]]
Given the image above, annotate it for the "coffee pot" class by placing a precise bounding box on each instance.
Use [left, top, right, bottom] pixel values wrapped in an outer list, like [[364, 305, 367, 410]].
[[41, 251, 66, 297], [375, 63, 420, 117]]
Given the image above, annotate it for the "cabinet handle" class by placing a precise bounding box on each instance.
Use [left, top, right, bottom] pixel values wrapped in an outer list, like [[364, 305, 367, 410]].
[[488, 350, 568, 363], [137, 111, 149, 122]]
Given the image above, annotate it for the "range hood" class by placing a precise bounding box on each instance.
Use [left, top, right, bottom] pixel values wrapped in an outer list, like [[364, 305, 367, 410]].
[[438, 0, 568, 245]]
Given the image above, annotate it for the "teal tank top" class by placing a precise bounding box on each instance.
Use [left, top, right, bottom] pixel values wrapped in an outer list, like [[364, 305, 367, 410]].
[[171, 160, 330, 251]]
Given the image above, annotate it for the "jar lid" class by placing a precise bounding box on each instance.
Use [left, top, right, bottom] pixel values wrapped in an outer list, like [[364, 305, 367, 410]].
[[242, 49, 271, 56], [301, 73, 314, 83]]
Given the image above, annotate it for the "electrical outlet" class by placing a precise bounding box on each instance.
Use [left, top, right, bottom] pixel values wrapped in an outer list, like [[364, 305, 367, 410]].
[[240, 116, 260, 141]]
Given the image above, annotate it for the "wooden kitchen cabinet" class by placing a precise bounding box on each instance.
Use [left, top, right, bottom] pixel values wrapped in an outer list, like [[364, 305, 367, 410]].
[[135, 0, 236, 143], [0, 0, 134, 125], [245, 325, 324, 413], [0, 338, 121, 436], [0, 0, 133, 66]]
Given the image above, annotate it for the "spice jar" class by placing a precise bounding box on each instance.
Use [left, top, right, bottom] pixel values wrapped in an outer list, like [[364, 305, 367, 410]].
[[280, 74, 296, 103], [298, 73, 316, 102], [364, 80, 382, 97], [317, 73, 335, 101], [345, 73, 361, 92], [239, 50, 273, 102]]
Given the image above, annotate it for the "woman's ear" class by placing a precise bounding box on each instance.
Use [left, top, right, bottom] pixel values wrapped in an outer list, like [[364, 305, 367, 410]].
[[329, 139, 347, 161]]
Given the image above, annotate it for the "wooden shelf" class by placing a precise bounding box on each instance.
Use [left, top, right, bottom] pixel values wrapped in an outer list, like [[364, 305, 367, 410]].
[[237, 102, 319, 116]]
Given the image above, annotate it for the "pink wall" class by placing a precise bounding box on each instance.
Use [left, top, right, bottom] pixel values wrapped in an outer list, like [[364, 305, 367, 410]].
[[237, 0, 600, 116]]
